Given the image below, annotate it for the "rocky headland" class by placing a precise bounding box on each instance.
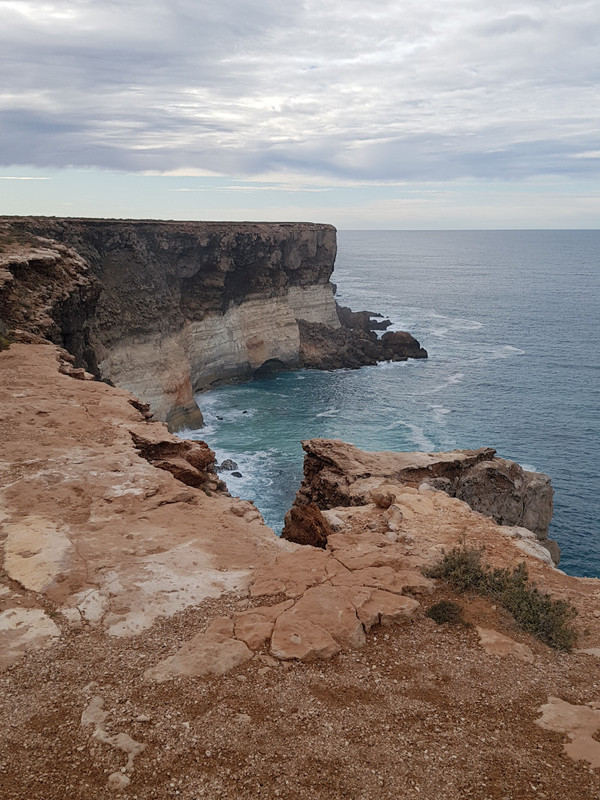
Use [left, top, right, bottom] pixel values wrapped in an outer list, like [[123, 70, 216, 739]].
[[0, 218, 426, 430], [1, 220, 600, 800]]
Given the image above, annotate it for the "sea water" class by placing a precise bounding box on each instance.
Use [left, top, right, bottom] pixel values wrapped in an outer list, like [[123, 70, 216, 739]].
[[184, 230, 600, 578]]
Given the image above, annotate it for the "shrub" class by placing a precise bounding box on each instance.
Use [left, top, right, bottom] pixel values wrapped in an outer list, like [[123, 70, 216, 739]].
[[424, 545, 577, 651], [426, 600, 466, 626]]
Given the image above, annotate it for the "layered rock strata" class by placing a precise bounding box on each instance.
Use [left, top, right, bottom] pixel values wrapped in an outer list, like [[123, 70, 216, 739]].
[[1, 219, 341, 428], [288, 438, 559, 563], [1, 218, 427, 431]]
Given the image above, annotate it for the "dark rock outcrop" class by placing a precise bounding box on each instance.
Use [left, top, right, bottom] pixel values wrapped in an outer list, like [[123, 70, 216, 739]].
[[298, 319, 427, 371], [0, 224, 101, 355], [335, 304, 392, 332]]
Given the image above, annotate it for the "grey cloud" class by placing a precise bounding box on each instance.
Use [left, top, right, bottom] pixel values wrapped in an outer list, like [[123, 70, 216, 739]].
[[1, 0, 599, 182], [476, 14, 543, 37]]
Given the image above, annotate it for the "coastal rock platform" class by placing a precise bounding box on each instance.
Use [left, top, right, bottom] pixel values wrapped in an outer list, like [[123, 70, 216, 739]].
[[2, 342, 600, 799]]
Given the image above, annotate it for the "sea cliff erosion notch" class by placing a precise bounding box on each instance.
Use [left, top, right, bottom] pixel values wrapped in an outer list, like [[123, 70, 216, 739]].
[[1, 218, 426, 430]]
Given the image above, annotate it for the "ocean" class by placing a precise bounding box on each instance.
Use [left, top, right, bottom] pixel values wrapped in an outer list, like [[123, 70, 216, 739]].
[[184, 230, 600, 579]]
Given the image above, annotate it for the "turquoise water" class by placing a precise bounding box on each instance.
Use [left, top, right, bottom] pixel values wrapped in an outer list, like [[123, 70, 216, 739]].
[[184, 230, 600, 578]]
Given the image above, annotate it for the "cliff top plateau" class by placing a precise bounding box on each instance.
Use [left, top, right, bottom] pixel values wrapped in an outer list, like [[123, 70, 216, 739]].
[[1, 224, 600, 800]]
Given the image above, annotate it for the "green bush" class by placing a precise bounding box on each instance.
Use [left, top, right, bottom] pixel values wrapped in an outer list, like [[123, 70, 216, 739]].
[[425, 545, 577, 651], [426, 600, 467, 626]]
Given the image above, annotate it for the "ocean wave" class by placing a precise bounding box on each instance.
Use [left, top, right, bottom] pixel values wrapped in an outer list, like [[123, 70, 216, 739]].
[[493, 345, 525, 358], [213, 448, 277, 492], [395, 421, 435, 451], [429, 404, 452, 425], [316, 409, 340, 418], [425, 372, 464, 395]]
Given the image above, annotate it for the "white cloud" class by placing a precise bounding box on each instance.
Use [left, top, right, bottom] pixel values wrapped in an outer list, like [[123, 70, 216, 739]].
[[0, 0, 599, 185]]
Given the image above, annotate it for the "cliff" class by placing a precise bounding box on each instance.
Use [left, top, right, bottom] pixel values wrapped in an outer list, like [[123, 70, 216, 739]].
[[1, 218, 339, 429], [286, 439, 559, 563], [2, 345, 600, 800], [1, 218, 426, 430], [4, 222, 600, 800]]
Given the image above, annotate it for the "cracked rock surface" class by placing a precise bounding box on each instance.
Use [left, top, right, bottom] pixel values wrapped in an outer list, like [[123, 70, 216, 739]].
[[3, 341, 600, 799]]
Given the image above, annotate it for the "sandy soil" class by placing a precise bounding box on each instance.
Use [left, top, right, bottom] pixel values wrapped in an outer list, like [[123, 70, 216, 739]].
[[2, 587, 600, 800]]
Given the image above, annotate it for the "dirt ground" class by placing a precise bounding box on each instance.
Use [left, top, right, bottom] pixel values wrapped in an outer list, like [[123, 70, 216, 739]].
[[2, 586, 600, 800]]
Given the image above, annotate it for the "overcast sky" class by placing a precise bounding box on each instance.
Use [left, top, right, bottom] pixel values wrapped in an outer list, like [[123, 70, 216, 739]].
[[1, 0, 599, 227]]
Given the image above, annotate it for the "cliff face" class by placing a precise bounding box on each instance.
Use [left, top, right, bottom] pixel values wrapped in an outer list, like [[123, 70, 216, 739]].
[[2, 218, 339, 428]]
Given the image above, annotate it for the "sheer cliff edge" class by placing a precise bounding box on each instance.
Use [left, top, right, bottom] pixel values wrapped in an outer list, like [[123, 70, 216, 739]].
[[0, 218, 426, 430]]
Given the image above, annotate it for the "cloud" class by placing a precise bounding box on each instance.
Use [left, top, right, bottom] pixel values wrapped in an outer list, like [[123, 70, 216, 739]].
[[1, 0, 599, 184], [0, 175, 50, 180]]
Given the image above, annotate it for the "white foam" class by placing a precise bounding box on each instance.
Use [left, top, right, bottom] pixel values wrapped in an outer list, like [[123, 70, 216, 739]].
[[396, 421, 435, 452], [494, 344, 525, 358], [429, 404, 452, 425]]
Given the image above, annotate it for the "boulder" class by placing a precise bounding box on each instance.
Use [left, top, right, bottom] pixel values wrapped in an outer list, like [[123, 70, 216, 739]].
[[281, 502, 335, 548]]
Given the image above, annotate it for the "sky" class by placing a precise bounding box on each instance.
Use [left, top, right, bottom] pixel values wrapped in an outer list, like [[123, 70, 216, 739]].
[[0, 0, 599, 228]]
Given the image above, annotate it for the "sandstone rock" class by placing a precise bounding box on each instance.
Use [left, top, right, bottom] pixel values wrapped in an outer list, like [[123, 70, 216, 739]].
[[130, 424, 217, 489], [206, 617, 235, 637], [144, 631, 253, 682], [234, 615, 274, 650], [476, 627, 535, 663], [0, 608, 61, 669], [234, 600, 294, 650], [250, 548, 332, 598], [357, 589, 420, 629], [537, 697, 600, 768], [281, 502, 334, 548], [370, 486, 398, 509], [0, 342, 290, 657], [330, 566, 406, 594], [270, 617, 341, 662], [270, 584, 366, 660], [293, 439, 558, 562]]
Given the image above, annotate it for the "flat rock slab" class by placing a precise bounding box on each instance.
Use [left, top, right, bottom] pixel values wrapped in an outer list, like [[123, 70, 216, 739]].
[[0, 344, 287, 667], [537, 697, 600, 768], [476, 627, 534, 663], [0, 608, 61, 669], [144, 632, 253, 682], [271, 584, 366, 658]]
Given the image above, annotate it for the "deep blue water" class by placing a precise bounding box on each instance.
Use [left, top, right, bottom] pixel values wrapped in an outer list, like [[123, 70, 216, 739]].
[[184, 230, 600, 578]]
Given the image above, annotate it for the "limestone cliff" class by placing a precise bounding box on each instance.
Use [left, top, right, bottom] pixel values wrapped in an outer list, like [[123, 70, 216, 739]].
[[1, 218, 343, 429], [1, 218, 429, 429]]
